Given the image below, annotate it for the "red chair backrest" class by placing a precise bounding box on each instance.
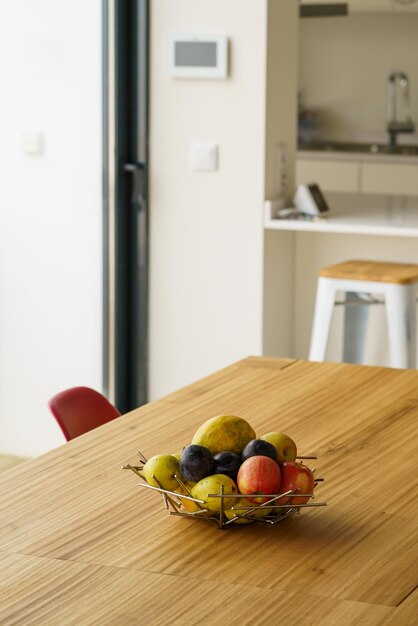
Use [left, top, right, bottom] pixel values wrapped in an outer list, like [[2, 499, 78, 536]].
[[48, 386, 121, 441]]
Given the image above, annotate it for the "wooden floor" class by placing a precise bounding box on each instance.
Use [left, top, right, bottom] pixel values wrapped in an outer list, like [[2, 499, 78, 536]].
[[0, 456, 27, 473]]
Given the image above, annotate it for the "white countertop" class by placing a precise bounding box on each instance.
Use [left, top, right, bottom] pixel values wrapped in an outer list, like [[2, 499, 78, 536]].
[[264, 192, 418, 237]]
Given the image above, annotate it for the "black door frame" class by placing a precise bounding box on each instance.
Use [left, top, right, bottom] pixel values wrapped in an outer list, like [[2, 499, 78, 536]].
[[102, 0, 149, 412]]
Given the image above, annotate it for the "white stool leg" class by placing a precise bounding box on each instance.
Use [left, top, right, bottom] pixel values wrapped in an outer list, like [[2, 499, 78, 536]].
[[343, 292, 369, 364], [385, 283, 417, 369], [309, 277, 336, 362]]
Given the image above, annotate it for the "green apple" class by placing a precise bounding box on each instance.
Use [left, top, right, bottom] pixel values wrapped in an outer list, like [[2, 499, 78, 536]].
[[260, 432, 297, 463], [143, 454, 181, 491]]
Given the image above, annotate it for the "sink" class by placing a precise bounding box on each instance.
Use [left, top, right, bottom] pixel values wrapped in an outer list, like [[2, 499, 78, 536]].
[[298, 141, 418, 156]]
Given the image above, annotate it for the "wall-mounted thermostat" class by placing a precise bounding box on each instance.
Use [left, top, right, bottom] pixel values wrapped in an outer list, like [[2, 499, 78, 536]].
[[169, 35, 228, 79]]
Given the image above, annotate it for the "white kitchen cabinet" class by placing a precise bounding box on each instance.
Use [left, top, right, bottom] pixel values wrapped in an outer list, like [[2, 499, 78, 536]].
[[349, 0, 392, 11], [301, 0, 418, 12], [362, 162, 418, 195], [392, 0, 418, 12], [347, 0, 418, 12], [297, 155, 418, 196], [300, 0, 392, 10], [299, 0, 344, 4], [296, 158, 359, 192]]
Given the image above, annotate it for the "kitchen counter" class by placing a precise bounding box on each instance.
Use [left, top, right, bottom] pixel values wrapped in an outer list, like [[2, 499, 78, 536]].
[[0, 356, 417, 624], [265, 192, 418, 237], [298, 141, 418, 164]]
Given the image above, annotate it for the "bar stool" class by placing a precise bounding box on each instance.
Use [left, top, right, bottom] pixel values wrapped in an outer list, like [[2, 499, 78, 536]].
[[309, 260, 418, 369]]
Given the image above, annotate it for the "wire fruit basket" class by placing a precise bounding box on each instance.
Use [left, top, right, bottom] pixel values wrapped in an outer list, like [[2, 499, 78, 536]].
[[123, 450, 326, 529]]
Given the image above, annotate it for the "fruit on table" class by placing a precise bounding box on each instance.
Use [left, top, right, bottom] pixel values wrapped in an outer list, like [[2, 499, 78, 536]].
[[191, 474, 238, 512], [139, 418, 316, 521], [224, 500, 254, 524], [176, 487, 202, 512], [279, 461, 314, 506], [242, 439, 278, 463], [225, 498, 272, 524], [213, 451, 242, 480], [260, 432, 297, 463], [237, 455, 281, 504], [191, 414, 256, 456], [180, 444, 213, 482], [175, 477, 199, 511], [143, 454, 181, 491]]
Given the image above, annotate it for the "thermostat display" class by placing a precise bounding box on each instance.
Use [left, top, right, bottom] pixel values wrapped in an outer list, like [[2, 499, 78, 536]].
[[169, 35, 228, 78]]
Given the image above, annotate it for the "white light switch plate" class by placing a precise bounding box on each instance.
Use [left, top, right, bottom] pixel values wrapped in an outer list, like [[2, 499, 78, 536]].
[[190, 142, 218, 171], [21, 131, 44, 155]]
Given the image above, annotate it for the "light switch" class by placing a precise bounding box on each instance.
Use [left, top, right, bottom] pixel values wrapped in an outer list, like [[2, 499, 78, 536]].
[[21, 131, 44, 155], [190, 142, 218, 171]]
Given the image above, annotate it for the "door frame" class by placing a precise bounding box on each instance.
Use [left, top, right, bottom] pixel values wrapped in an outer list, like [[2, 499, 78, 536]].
[[102, 0, 149, 412]]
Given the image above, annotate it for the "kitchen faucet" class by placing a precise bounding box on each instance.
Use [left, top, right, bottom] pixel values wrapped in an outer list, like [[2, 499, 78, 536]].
[[387, 70, 415, 150]]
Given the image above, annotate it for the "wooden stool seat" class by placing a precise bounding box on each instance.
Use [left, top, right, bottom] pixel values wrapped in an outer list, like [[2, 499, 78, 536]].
[[309, 259, 418, 369], [320, 260, 418, 285]]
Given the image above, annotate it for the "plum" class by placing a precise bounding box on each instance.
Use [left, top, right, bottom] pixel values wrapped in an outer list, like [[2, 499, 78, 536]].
[[179, 444, 213, 482], [241, 439, 278, 463], [213, 451, 242, 479]]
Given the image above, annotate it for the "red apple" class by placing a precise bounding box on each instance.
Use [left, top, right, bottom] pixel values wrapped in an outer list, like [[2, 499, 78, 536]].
[[278, 461, 314, 506], [237, 455, 281, 504]]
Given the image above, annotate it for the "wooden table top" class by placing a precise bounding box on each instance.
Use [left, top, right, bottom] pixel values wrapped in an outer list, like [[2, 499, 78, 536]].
[[0, 357, 417, 625]]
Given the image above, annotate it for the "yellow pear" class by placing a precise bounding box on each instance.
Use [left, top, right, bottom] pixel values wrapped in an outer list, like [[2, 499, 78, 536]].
[[191, 474, 238, 512], [225, 498, 272, 524], [174, 479, 199, 512], [143, 454, 181, 491], [175, 487, 201, 512], [260, 432, 297, 463]]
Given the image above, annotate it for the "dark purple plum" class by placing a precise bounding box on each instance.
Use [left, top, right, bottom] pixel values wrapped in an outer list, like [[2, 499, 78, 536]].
[[180, 444, 213, 482], [213, 451, 242, 479], [242, 439, 278, 463]]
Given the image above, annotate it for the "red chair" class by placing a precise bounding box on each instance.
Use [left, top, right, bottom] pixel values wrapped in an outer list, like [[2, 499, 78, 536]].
[[48, 386, 121, 441]]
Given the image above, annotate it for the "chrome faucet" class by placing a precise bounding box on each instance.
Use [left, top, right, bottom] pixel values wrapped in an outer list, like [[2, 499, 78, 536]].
[[387, 71, 415, 150]]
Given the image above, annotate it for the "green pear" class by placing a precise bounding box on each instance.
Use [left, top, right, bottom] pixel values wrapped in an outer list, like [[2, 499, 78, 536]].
[[260, 432, 297, 463], [143, 454, 181, 491], [225, 498, 272, 524], [191, 474, 238, 512]]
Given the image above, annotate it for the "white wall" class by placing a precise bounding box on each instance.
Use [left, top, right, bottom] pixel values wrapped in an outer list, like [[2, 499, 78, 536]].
[[149, 1, 299, 401], [149, 0, 268, 400], [0, 0, 298, 454], [299, 13, 418, 142], [0, 0, 102, 457]]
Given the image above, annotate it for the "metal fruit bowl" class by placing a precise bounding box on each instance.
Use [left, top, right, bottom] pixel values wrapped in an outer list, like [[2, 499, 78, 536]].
[[123, 451, 326, 529]]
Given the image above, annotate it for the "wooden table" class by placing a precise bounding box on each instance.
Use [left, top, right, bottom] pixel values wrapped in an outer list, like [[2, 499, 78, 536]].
[[0, 357, 417, 625]]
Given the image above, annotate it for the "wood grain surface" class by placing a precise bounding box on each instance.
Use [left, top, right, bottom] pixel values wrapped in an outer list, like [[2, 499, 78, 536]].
[[319, 259, 418, 284], [0, 357, 417, 625]]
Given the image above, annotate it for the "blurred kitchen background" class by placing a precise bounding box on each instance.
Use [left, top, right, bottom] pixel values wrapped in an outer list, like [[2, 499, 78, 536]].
[[298, 10, 418, 146], [1, 1, 417, 466]]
